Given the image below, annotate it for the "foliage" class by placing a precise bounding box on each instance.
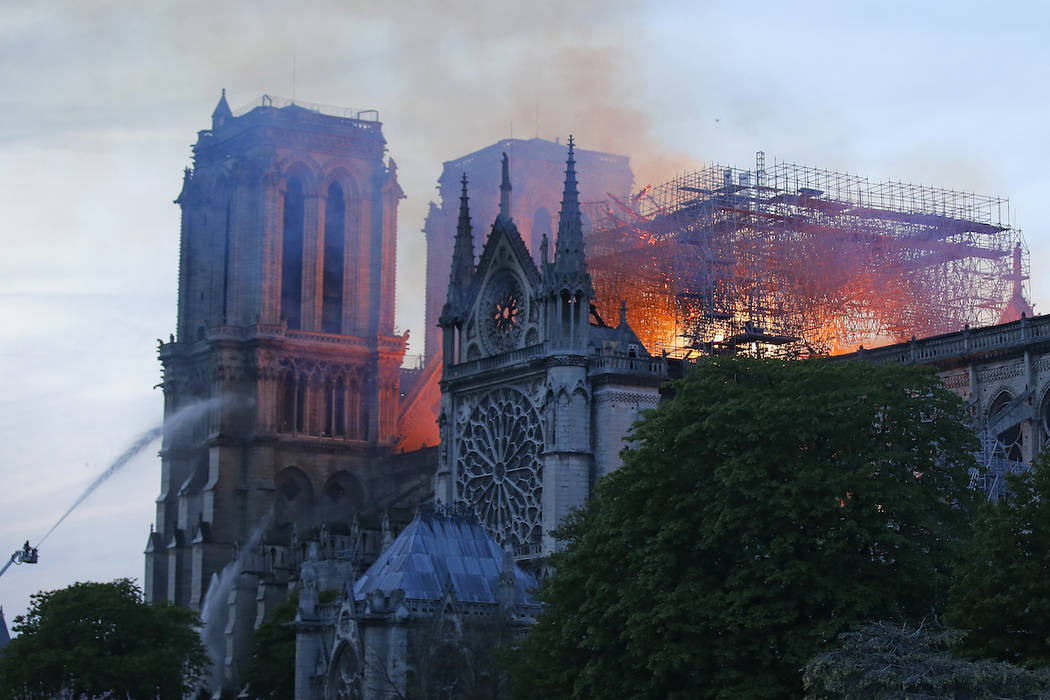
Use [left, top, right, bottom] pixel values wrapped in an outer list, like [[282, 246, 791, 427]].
[[947, 451, 1050, 668], [243, 589, 337, 699], [0, 578, 207, 700], [803, 621, 1050, 699], [243, 593, 299, 700], [511, 357, 980, 699]]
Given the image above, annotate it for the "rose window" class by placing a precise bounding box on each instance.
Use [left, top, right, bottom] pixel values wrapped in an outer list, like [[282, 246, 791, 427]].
[[456, 388, 543, 548]]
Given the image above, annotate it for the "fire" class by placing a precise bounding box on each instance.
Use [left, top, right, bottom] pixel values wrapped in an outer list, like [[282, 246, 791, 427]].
[[584, 159, 1027, 358]]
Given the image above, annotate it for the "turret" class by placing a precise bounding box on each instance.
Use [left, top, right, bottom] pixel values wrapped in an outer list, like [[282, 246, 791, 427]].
[[211, 88, 232, 130], [543, 136, 594, 350], [438, 173, 476, 365]]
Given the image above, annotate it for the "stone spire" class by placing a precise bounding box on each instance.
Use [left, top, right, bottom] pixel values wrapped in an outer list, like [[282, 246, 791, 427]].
[[552, 136, 592, 293], [211, 88, 232, 130], [498, 152, 512, 222], [448, 173, 475, 298]]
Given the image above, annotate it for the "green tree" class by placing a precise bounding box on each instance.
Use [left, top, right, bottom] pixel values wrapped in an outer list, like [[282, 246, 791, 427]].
[[243, 593, 298, 700], [803, 621, 1050, 699], [947, 452, 1050, 667], [244, 589, 341, 699], [0, 578, 207, 700], [511, 357, 980, 699]]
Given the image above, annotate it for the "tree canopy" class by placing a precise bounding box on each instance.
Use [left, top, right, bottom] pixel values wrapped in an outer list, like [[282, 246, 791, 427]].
[[947, 451, 1050, 668], [803, 621, 1050, 699], [0, 578, 207, 700], [511, 357, 980, 699], [243, 593, 299, 700]]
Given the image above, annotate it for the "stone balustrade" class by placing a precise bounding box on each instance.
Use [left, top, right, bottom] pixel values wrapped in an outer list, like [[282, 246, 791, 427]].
[[838, 314, 1050, 366]]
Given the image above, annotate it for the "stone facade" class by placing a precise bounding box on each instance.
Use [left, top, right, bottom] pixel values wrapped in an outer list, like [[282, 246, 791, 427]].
[[146, 93, 435, 694], [435, 141, 665, 556]]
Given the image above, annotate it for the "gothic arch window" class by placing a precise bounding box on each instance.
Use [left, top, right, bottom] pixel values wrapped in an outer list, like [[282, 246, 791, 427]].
[[281, 176, 305, 329], [988, 390, 1023, 462], [345, 377, 365, 440], [560, 290, 572, 337], [221, 196, 232, 322], [280, 370, 308, 434], [324, 376, 347, 437], [326, 643, 362, 700], [322, 182, 346, 333], [1041, 388, 1050, 440]]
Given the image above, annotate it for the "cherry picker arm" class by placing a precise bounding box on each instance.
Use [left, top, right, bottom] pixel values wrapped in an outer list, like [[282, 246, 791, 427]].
[[0, 542, 38, 579]]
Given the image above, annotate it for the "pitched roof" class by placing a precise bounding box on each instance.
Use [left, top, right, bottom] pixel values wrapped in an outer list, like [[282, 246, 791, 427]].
[[353, 511, 537, 606]]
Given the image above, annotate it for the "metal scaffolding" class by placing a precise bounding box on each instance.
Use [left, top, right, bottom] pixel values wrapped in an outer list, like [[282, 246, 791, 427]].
[[584, 153, 1029, 357]]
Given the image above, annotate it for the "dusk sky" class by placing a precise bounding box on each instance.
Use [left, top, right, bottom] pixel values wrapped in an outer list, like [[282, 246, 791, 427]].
[[2, 0, 1048, 623]]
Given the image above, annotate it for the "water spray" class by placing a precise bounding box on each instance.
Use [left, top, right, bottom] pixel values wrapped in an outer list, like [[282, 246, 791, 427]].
[[0, 398, 227, 581], [36, 425, 165, 548]]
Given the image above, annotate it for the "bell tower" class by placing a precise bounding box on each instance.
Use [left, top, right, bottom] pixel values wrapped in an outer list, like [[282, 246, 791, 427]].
[[146, 93, 407, 610]]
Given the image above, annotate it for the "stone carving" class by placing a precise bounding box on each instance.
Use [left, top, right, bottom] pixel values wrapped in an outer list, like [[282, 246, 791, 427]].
[[976, 363, 1024, 384], [480, 269, 527, 354], [940, 373, 970, 390], [456, 387, 543, 548], [593, 390, 661, 405]]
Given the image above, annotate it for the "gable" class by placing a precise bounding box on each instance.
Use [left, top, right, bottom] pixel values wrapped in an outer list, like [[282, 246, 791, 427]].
[[460, 220, 543, 359]]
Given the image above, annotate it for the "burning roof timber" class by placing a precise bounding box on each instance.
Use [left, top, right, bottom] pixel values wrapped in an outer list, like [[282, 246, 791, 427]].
[[584, 153, 1031, 357]]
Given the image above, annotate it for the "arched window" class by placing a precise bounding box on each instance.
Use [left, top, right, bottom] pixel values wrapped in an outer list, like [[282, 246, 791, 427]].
[[322, 182, 346, 333], [323, 377, 347, 437], [279, 371, 307, 434], [281, 177, 305, 329], [561, 290, 572, 337], [989, 391, 1023, 461], [280, 373, 296, 432]]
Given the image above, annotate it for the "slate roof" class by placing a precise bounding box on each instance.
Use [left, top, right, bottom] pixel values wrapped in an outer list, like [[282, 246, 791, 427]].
[[590, 322, 650, 356], [353, 512, 537, 606]]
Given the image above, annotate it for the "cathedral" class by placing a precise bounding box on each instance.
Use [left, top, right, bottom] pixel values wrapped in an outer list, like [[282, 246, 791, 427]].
[[148, 93, 660, 697], [150, 92, 1049, 699]]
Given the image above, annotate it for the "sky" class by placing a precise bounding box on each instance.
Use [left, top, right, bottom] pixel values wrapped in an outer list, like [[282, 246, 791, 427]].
[[1, 0, 1049, 624]]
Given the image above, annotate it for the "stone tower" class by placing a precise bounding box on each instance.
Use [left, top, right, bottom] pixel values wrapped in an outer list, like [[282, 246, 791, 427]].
[[435, 140, 666, 558], [145, 93, 409, 609]]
